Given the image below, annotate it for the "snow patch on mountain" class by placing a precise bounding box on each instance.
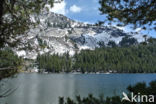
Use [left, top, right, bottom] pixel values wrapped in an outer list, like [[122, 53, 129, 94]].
[[12, 11, 148, 60]]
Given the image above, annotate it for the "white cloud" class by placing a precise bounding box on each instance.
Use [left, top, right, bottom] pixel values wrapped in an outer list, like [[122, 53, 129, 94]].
[[46, 1, 67, 15], [69, 5, 82, 13]]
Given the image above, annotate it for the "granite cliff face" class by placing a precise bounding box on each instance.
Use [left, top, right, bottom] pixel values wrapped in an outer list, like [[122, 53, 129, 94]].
[[12, 11, 146, 59]]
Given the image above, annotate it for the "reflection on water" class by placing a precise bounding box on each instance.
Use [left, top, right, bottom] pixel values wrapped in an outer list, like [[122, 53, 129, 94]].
[[1, 73, 156, 104]]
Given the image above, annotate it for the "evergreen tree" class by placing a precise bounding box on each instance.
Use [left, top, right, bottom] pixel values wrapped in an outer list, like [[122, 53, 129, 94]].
[[99, 0, 156, 31], [0, 49, 22, 80], [0, 0, 62, 47], [37, 38, 156, 73]]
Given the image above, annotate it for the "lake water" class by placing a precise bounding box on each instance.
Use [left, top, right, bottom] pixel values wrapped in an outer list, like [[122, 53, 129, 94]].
[[0, 73, 156, 104]]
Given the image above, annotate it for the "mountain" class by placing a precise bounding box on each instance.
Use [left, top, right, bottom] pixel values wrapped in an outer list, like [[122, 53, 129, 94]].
[[12, 11, 147, 60]]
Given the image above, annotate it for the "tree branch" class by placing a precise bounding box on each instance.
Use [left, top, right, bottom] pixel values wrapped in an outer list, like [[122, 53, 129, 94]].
[[0, 67, 16, 71]]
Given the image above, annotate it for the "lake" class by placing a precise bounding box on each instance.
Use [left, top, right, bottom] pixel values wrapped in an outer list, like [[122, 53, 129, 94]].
[[0, 73, 156, 104]]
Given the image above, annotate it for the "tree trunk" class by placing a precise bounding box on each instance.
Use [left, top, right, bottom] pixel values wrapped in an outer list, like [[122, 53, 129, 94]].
[[0, 0, 4, 25]]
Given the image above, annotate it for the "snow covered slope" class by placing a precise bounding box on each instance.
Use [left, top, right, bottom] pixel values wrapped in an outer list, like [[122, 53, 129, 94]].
[[12, 11, 147, 59]]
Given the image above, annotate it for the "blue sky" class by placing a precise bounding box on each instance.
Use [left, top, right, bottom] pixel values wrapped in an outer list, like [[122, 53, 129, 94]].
[[65, 0, 105, 23], [51, 0, 155, 37]]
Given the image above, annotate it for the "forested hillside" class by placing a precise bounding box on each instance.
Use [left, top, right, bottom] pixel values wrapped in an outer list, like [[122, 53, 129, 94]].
[[37, 53, 72, 72], [36, 38, 156, 73]]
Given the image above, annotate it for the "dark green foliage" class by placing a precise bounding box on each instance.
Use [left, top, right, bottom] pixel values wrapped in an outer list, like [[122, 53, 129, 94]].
[[37, 37, 47, 49], [119, 36, 138, 47], [74, 43, 156, 73], [0, 0, 60, 47], [59, 94, 120, 104], [37, 52, 72, 72], [127, 80, 156, 97], [97, 41, 105, 48], [37, 39, 156, 73], [0, 49, 22, 80], [107, 41, 117, 47], [58, 80, 156, 104], [99, 0, 156, 31]]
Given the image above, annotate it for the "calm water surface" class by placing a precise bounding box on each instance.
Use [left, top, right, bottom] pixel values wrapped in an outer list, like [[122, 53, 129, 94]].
[[0, 73, 156, 104]]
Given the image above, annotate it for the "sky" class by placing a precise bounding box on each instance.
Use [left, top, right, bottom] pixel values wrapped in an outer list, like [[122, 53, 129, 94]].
[[51, 0, 155, 37]]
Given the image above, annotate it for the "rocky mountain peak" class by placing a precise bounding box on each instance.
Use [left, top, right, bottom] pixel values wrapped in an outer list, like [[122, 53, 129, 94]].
[[12, 12, 147, 59]]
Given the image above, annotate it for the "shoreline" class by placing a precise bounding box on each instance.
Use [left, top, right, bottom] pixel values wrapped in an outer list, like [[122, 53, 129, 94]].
[[20, 70, 156, 74]]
